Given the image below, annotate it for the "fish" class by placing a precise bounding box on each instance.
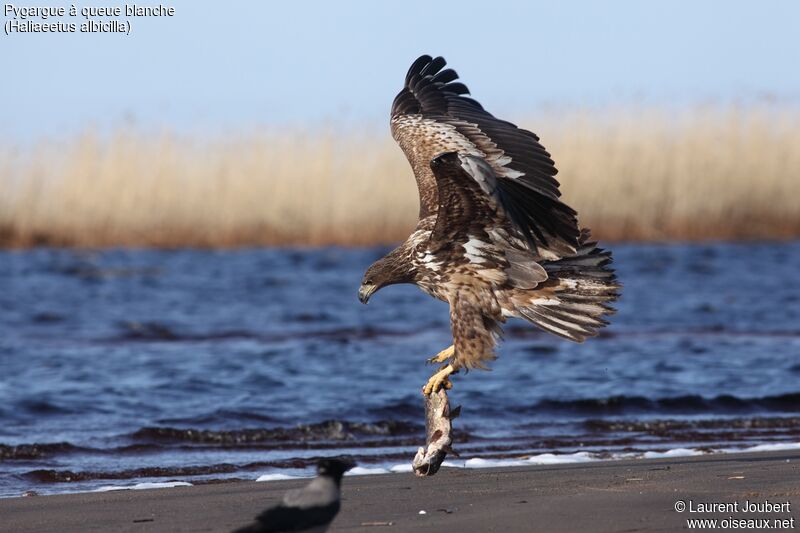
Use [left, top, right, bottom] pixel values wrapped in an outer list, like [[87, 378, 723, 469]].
[[412, 388, 461, 476]]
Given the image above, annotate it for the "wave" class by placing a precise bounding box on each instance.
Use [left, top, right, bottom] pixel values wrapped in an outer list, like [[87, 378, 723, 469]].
[[93, 481, 192, 492], [16, 435, 800, 486], [4, 408, 797, 464], [367, 392, 800, 420], [27, 441, 800, 496], [0, 442, 83, 460], [0, 420, 429, 463], [584, 416, 800, 432], [21, 453, 408, 483], [130, 420, 424, 444], [108, 321, 419, 343], [505, 324, 800, 339], [156, 409, 281, 426], [24, 463, 243, 483], [0, 441, 214, 461], [531, 392, 800, 415]]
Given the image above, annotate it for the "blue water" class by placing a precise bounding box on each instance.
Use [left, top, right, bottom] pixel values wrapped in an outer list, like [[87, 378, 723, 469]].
[[1, 242, 799, 497]]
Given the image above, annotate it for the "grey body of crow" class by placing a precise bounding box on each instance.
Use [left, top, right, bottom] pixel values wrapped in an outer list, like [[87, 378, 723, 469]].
[[233, 476, 341, 533]]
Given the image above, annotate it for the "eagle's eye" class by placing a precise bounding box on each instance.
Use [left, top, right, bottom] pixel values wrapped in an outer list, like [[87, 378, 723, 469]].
[[365, 278, 373, 285]]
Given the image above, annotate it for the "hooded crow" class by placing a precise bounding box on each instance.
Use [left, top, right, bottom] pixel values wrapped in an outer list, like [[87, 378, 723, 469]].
[[234, 458, 354, 533]]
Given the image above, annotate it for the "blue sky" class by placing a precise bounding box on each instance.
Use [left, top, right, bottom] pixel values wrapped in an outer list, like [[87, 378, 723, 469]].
[[3, 0, 799, 140]]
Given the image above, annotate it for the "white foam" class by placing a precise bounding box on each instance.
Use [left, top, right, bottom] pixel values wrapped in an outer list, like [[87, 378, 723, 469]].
[[346, 466, 391, 476], [133, 481, 192, 490], [255, 473, 304, 482], [607, 451, 640, 460], [390, 464, 414, 473], [93, 481, 192, 492], [463, 458, 527, 468], [462, 452, 597, 469], [93, 486, 127, 493], [526, 452, 597, 464], [643, 448, 704, 459], [721, 442, 800, 454]]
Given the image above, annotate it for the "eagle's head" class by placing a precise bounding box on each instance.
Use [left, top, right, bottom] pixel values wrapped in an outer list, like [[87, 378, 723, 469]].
[[359, 247, 414, 304]]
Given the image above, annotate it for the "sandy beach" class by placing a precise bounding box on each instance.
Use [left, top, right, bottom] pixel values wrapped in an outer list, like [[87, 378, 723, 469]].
[[2, 449, 798, 532]]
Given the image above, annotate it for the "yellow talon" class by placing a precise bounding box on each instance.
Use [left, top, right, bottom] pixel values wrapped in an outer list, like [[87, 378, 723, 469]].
[[422, 364, 456, 396], [427, 344, 455, 365]]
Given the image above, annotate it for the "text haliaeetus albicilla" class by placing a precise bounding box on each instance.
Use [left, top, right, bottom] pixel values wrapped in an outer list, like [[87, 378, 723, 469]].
[[358, 55, 620, 394]]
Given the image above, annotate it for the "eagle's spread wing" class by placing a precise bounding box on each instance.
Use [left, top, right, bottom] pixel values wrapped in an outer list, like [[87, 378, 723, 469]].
[[391, 54, 580, 257], [428, 152, 548, 290]]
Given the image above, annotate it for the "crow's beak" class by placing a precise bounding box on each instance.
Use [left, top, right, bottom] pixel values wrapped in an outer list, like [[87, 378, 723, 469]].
[[358, 284, 374, 304]]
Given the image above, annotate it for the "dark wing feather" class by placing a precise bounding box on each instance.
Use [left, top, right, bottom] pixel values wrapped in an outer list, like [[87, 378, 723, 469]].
[[427, 152, 500, 251], [391, 55, 579, 256], [428, 152, 557, 256]]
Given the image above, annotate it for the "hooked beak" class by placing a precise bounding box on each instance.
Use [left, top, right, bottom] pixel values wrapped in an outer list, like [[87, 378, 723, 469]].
[[358, 284, 375, 304]]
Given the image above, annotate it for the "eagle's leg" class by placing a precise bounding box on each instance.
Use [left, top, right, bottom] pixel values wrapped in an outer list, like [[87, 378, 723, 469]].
[[422, 364, 456, 396], [427, 344, 454, 365]]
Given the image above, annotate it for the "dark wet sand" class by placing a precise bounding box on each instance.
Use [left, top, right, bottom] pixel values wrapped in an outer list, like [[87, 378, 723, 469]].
[[2, 450, 798, 532]]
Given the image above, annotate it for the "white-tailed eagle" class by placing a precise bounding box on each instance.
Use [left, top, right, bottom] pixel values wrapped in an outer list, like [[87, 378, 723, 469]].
[[358, 55, 620, 394]]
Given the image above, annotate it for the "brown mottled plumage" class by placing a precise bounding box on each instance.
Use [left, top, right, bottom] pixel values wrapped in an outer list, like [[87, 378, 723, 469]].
[[359, 55, 620, 377]]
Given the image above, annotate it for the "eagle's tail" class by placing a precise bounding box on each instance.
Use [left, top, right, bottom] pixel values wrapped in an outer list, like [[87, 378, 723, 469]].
[[517, 230, 620, 342]]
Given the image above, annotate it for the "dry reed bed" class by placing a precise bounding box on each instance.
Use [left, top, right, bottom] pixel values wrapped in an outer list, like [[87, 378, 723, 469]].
[[1, 106, 799, 247]]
